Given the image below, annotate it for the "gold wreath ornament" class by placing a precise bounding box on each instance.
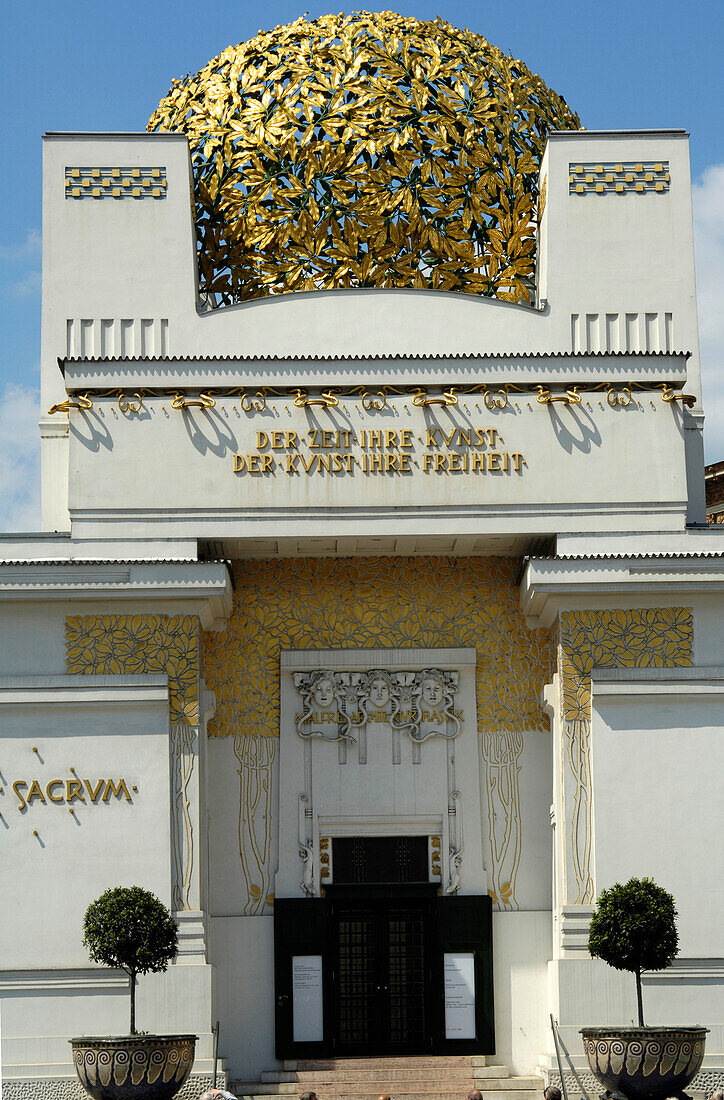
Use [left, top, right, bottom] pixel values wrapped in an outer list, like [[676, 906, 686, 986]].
[[148, 12, 580, 307]]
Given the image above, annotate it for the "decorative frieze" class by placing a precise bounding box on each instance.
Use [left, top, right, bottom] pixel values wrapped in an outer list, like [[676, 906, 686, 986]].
[[292, 666, 460, 762], [569, 161, 670, 195], [64, 166, 167, 199]]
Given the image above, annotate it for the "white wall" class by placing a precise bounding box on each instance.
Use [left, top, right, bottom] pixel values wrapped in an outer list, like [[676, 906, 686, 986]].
[[0, 677, 172, 969], [209, 916, 276, 1082], [492, 911, 551, 1076], [591, 677, 724, 956]]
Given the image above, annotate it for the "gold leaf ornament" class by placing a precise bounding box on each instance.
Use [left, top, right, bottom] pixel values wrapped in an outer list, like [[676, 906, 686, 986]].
[[148, 12, 580, 306]]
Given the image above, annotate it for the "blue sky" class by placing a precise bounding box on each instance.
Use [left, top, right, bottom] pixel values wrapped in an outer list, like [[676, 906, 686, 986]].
[[2, 0, 724, 528]]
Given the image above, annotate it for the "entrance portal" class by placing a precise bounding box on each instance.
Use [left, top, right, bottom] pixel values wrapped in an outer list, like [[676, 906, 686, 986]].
[[333, 892, 433, 1054], [274, 835, 494, 1059]]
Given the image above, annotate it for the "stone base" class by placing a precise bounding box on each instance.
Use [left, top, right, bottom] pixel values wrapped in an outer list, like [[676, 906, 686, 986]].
[[546, 1069, 724, 1099], [1, 1073, 227, 1100]]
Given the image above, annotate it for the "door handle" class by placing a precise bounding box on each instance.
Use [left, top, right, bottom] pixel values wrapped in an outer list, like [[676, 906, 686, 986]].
[[277, 994, 289, 1005]]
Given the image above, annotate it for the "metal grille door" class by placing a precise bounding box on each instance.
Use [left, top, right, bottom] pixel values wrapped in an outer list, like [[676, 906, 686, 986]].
[[333, 898, 431, 1053]]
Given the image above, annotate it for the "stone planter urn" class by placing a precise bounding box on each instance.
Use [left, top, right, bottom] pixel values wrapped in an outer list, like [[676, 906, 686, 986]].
[[581, 1026, 707, 1100], [71, 1034, 197, 1100]]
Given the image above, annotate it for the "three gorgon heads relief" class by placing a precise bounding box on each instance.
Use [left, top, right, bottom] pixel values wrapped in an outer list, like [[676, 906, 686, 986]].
[[293, 667, 461, 749]]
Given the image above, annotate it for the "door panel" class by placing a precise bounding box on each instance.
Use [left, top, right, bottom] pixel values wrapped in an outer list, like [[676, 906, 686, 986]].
[[274, 898, 332, 1058], [275, 891, 494, 1058], [332, 897, 433, 1054], [433, 894, 495, 1054], [387, 906, 428, 1048], [336, 904, 378, 1048]]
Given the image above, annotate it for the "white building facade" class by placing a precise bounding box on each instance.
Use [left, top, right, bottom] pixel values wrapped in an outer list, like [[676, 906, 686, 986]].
[[1, 125, 723, 1098]]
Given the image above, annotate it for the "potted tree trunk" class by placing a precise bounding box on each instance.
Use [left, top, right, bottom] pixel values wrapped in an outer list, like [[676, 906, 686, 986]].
[[70, 886, 197, 1100], [581, 878, 707, 1100]]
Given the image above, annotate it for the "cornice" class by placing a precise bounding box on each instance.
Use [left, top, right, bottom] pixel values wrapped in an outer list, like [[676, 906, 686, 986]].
[[0, 560, 232, 630], [0, 674, 169, 706], [520, 552, 724, 627], [61, 351, 689, 391]]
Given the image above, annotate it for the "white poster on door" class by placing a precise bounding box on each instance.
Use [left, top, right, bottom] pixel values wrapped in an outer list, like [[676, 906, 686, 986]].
[[292, 955, 324, 1042], [444, 952, 476, 1039]]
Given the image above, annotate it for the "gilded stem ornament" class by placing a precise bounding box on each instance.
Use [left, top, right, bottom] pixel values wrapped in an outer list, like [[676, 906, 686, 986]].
[[558, 608, 693, 905]]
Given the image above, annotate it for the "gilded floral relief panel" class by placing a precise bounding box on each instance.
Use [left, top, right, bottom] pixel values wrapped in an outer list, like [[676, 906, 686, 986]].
[[202, 556, 554, 913]]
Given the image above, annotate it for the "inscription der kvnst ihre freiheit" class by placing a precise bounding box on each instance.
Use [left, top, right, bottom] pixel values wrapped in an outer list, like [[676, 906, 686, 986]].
[[233, 426, 526, 476]]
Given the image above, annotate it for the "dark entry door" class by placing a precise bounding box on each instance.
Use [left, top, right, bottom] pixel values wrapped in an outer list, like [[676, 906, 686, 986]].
[[333, 894, 433, 1054]]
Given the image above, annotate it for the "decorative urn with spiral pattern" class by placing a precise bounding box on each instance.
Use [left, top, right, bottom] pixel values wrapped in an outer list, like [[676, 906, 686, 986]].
[[581, 1027, 708, 1100], [582, 882, 707, 1100], [72, 889, 196, 1100], [70, 1035, 197, 1100]]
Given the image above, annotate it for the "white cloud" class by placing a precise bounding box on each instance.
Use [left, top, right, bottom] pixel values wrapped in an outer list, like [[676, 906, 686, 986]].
[[0, 228, 41, 299], [0, 381, 41, 532], [11, 270, 41, 297], [0, 229, 41, 262], [693, 164, 724, 464]]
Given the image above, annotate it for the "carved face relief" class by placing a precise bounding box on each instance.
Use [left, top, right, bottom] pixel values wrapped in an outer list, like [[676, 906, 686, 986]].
[[312, 676, 335, 708], [421, 675, 444, 707], [368, 676, 391, 709]]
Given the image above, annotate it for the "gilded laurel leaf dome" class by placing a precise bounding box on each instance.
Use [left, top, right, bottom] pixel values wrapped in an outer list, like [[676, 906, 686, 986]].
[[148, 11, 580, 306]]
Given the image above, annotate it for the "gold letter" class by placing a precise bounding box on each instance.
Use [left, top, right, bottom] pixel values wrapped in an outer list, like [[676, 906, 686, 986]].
[[286, 454, 299, 474], [85, 778, 105, 802], [512, 452, 525, 473], [400, 429, 413, 449], [489, 452, 501, 471], [472, 452, 486, 472], [233, 454, 246, 473], [103, 779, 132, 803], [46, 780, 64, 803], [271, 431, 284, 449], [256, 431, 268, 449], [28, 780, 46, 805], [13, 780, 27, 812], [66, 779, 84, 803], [261, 454, 274, 473]]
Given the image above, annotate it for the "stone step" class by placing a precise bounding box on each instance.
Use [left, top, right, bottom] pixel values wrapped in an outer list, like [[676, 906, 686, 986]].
[[291, 1070, 517, 1085], [233, 1086, 298, 1096], [290, 1058, 488, 1071], [272, 1082, 540, 1095], [232, 1092, 539, 1100], [292, 1078, 537, 1092]]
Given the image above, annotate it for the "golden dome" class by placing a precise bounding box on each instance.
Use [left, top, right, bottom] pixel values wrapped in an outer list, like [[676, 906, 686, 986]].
[[148, 11, 580, 306]]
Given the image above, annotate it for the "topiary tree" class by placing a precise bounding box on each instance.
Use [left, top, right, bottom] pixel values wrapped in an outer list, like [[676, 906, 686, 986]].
[[83, 886, 178, 1034], [588, 877, 679, 1027]]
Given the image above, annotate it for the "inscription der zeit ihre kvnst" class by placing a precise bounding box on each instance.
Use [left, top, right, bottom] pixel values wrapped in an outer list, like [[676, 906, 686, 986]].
[[233, 427, 526, 476]]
